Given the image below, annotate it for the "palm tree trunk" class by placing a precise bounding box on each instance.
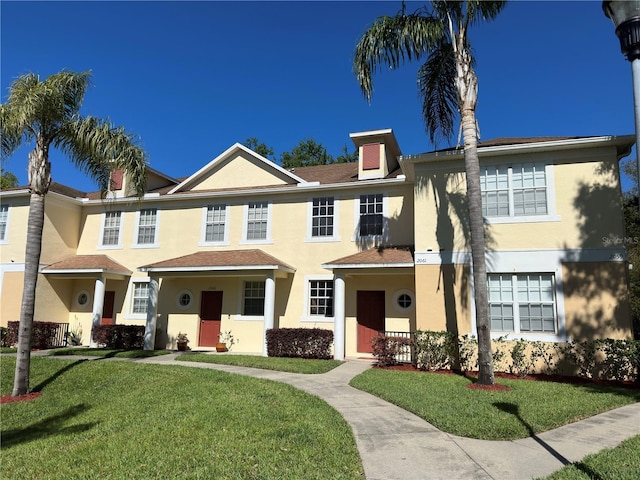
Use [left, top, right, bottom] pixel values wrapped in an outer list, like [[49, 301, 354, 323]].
[[12, 146, 49, 396], [12, 192, 45, 395], [460, 109, 494, 386]]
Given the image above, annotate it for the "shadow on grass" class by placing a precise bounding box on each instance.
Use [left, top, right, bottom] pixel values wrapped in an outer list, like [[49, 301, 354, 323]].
[[493, 402, 570, 466], [31, 359, 87, 393], [1, 404, 97, 449]]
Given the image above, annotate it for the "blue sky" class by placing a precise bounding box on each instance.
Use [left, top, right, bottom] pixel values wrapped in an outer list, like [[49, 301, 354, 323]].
[[1, 1, 636, 192]]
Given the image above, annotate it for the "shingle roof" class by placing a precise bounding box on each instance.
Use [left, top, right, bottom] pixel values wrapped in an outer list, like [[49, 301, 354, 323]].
[[42, 255, 131, 275], [323, 246, 415, 267], [140, 249, 295, 272]]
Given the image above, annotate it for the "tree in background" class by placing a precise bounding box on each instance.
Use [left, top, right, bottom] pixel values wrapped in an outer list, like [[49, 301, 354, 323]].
[[243, 137, 275, 161], [0, 167, 19, 189], [354, 0, 506, 385], [622, 157, 639, 338], [280, 138, 333, 169], [335, 144, 359, 164], [0, 70, 148, 396]]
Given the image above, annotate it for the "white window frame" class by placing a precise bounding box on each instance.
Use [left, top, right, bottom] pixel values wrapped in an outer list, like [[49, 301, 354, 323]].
[[301, 275, 335, 323], [132, 208, 159, 248], [236, 279, 266, 320], [0, 203, 9, 244], [306, 196, 340, 242], [125, 278, 151, 319], [488, 273, 558, 335], [200, 204, 230, 246], [481, 162, 559, 224], [75, 290, 91, 309], [353, 193, 388, 241], [392, 289, 415, 313], [98, 211, 123, 249], [176, 289, 194, 311], [240, 201, 272, 245]]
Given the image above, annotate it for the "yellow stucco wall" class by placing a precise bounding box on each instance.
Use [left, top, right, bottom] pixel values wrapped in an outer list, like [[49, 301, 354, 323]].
[[0, 271, 24, 326]]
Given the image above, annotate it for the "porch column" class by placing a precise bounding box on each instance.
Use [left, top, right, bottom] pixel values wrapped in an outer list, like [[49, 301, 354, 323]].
[[333, 274, 345, 360], [89, 276, 105, 348], [262, 272, 276, 357], [144, 276, 159, 350]]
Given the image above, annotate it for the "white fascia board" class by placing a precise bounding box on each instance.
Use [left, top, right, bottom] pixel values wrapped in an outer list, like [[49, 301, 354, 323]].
[[0, 188, 30, 198], [139, 264, 295, 274], [321, 262, 414, 270], [40, 268, 131, 276], [167, 143, 307, 194]]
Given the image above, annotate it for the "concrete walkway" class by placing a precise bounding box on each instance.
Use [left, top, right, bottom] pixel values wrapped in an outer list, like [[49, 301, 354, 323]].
[[33, 352, 640, 479]]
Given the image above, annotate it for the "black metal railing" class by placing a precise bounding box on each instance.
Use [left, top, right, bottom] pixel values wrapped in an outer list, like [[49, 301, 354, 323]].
[[383, 330, 414, 364]]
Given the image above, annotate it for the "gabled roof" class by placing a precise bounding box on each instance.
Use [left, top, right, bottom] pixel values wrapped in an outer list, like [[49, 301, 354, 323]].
[[139, 249, 295, 274], [41, 255, 131, 276], [322, 246, 414, 269], [167, 143, 307, 194]]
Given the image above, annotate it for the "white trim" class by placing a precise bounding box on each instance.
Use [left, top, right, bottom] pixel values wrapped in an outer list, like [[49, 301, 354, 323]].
[[322, 262, 414, 270], [0, 203, 10, 244], [235, 278, 267, 321], [0, 262, 25, 297], [75, 290, 92, 309], [352, 192, 389, 242], [305, 195, 341, 242], [139, 264, 294, 274], [199, 203, 230, 246], [97, 211, 123, 249], [124, 278, 151, 320], [300, 275, 336, 323], [240, 201, 272, 244], [392, 289, 415, 313], [176, 289, 194, 310], [132, 208, 160, 248]]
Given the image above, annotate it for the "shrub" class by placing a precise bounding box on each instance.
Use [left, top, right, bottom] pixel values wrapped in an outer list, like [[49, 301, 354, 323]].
[[510, 339, 536, 377], [92, 325, 145, 349], [6, 321, 67, 349], [266, 328, 333, 359], [413, 331, 456, 370], [371, 334, 413, 367], [597, 339, 640, 381], [0, 326, 9, 347], [458, 335, 478, 372]]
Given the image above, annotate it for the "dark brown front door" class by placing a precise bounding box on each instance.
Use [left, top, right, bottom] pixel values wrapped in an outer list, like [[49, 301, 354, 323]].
[[101, 291, 116, 325], [357, 290, 385, 353], [199, 291, 223, 347]]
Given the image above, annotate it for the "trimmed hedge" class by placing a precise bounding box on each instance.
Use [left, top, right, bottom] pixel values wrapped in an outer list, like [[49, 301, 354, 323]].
[[266, 328, 333, 359], [6, 321, 67, 349], [92, 324, 145, 349]]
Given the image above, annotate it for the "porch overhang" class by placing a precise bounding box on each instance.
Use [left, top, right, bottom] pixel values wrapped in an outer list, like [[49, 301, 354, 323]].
[[41, 255, 132, 280], [137, 249, 296, 279], [322, 246, 415, 275]]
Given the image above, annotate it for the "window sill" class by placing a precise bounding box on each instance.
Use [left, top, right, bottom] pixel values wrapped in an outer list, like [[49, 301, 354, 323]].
[[304, 237, 341, 243], [484, 214, 561, 225], [300, 317, 335, 323], [198, 241, 230, 247], [234, 315, 264, 321], [491, 332, 568, 343], [123, 314, 147, 321], [96, 244, 123, 250], [131, 243, 159, 249], [239, 240, 273, 245]]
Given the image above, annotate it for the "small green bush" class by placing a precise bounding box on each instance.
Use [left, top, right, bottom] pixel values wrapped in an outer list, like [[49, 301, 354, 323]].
[[266, 328, 333, 359], [371, 334, 413, 367], [414, 330, 456, 370], [92, 324, 145, 349]]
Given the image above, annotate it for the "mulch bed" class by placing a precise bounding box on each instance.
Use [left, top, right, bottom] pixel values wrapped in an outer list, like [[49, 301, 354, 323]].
[[375, 363, 640, 391], [1, 392, 42, 404]]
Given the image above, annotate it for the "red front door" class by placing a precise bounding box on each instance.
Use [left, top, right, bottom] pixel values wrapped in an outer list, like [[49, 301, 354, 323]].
[[357, 291, 385, 353], [101, 291, 116, 325], [199, 291, 223, 347]]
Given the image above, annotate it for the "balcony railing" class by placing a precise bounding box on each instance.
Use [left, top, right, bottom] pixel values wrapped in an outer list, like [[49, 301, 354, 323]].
[[383, 330, 414, 364]]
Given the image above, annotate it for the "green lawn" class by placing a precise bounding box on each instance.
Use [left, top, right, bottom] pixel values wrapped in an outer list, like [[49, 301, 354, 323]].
[[49, 347, 171, 358], [1, 357, 363, 479], [350, 368, 640, 440], [540, 434, 640, 479], [177, 353, 343, 374]]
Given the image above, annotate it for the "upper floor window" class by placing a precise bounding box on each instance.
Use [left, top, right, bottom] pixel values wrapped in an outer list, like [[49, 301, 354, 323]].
[[243, 281, 265, 316], [359, 193, 384, 236], [244, 201, 270, 242], [0, 204, 8, 242], [488, 273, 556, 334], [308, 280, 334, 317], [203, 204, 228, 244], [136, 209, 158, 245], [480, 163, 549, 218], [311, 197, 334, 238], [101, 211, 122, 247]]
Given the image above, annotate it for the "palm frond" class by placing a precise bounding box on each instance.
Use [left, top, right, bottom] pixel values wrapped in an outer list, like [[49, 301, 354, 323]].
[[54, 115, 147, 195], [353, 12, 446, 101], [418, 41, 458, 146]]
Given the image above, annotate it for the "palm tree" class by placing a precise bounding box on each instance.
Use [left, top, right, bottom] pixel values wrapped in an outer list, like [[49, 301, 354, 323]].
[[1, 70, 147, 396], [354, 1, 506, 385]]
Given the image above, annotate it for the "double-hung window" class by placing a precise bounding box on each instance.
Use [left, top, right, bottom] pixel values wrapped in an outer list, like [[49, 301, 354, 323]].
[[488, 273, 557, 334], [308, 280, 334, 317], [246, 202, 269, 241], [101, 211, 122, 247], [480, 162, 551, 220], [359, 193, 384, 236], [311, 197, 334, 238], [0, 204, 8, 242], [243, 281, 265, 316], [136, 209, 157, 245], [132, 282, 149, 314], [204, 204, 227, 243]]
